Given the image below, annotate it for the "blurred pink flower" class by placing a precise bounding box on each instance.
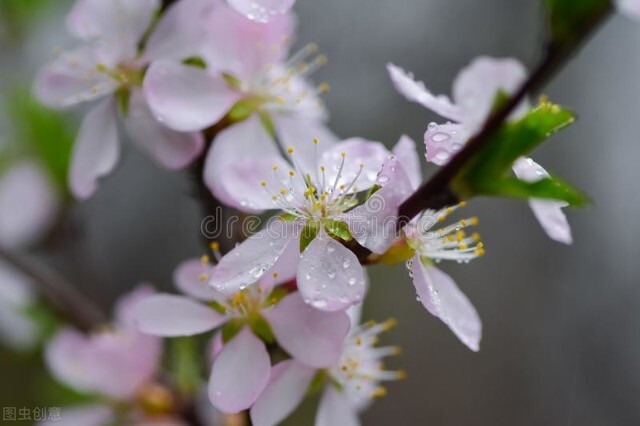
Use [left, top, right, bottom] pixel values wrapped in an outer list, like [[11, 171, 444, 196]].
[[34, 0, 208, 199], [617, 0, 640, 19], [388, 57, 572, 244], [43, 286, 172, 426], [207, 138, 396, 311], [227, 0, 296, 23], [250, 309, 403, 426], [134, 257, 350, 413], [0, 260, 38, 350]]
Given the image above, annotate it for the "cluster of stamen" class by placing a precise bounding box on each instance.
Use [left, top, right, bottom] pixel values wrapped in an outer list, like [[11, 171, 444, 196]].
[[260, 141, 365, 224], [329, 318, 405, 403], [407, 202, 485, 263]]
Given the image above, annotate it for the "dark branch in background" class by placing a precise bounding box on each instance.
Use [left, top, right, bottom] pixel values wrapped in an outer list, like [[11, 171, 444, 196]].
[[396, 5, 613, 225], [0, 246, 106, 331]]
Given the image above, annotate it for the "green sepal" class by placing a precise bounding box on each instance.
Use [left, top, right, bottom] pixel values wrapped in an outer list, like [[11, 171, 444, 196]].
[[182, 56, 207, 69], [259, 110, 277, 140], [207, 300, 228, 315], [221, 319, 244, 343], [300, 221, 320, 253], [305, 370, 328, 397], [169, 337, 202, 397], [265, 287, 290, 307], [325, 220, 353, 242], [378, 239, 415, 266], [227, 99, 255, 122], [365, 184, 381, 200], [279, 212, 298, 221], [115, 86, 131, 116], [250, 315, 275, 344], [222, 72, 243, 90]]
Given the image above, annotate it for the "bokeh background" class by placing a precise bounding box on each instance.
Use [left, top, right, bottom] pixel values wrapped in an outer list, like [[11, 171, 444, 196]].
[[1, 0, 640, 425]]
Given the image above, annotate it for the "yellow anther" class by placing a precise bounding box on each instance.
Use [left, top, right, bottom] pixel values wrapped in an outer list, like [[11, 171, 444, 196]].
[[477, 242, 484, 249], [469, 217, 479, 226], [359, 163, 364, 168], [396, 370, 407, 380], [551, 104, 561, 113], [341, 152, 347, 158], [320, 165, 326, 172], [210, 241, 220, 251], [371, 387, 387, 398], [355, 337, 363, 346], [456, 231, 465, 242], [96, 63, 108, 72], [445, 207, 454, 215], [475, 247, 486, 256], [289, 170, 295, 177], [459, 243, 468, 250], [198, 274, 208, 282], [446, 234, 454, 242], [313, 137, 319, 145], [308, 42, 319, 53], [391, 346, 402, 355], [200, 255, 210, 265], [260, 180, 267, 187], [460, 219, 467, 226], [273, 165, 279, 171], [275, 97, 286, 104], [459, 201, 468, 207], [438, 215, 446, 222], [287, 147, 294, 154], [316, 55, 328, 65], [471, 232, 481, 242], [272, 272, 279, 279], [381, 318, 398, 331], [318, 82, 330, 93], [280, 188, 287, 195]]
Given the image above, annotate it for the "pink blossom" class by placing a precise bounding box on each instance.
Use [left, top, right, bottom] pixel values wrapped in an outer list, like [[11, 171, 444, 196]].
[[250, 311, 403, 426], [134, 257, 350, 413], [227, 0, 296, 23], [388, 57, 572, 244], [34, 0, 207, 199], [0, 260, 38, 350], [43, 286, 174, 426], [207, 138, 394, 311], [617, 0, 640, 19]]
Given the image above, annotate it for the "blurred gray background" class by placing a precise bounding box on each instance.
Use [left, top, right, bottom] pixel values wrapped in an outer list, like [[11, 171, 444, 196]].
[[2, 0, 640, 425]]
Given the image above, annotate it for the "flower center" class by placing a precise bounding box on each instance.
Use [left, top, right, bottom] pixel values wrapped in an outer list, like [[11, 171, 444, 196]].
[[329, 319, 404, 404]]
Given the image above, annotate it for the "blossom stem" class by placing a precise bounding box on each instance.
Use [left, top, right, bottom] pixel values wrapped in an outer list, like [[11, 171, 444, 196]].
[[0, 246, 106, 331], [396, 5, 613, 226]]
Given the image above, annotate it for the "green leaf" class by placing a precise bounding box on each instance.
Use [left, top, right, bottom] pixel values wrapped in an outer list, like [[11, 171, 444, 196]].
[[325, 220, 353, 242], [182, 56, 208, 69], [544, 0, 612, 49], [221, 319, 243, 343], [250, 316, 275, 344], [6, 90, 74, 192], [476, 176, 588, 207], [169, 337, 202, 396], [300, 221, 320, 253]]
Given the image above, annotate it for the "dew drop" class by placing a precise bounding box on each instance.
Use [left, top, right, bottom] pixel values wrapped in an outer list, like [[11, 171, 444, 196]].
[[432, 132, 451, 143], [343, 260, 351, 269], [435, 151, 450, 162], [326, 243, 336, 253], [428, 122, 438, 131], [416, 296, 422, 302], [348, 277, 357, 286]]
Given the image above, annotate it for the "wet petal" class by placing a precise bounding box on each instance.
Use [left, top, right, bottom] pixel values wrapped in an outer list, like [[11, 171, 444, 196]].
[[134, 294, 227, 336], [250, 360, 315, 426], [297, 231, 366, 312], [319, 138, 390, 192], [0, 161, 59, 249], [69, 98, 120, 199], [387, 63, 462, 122], [33, 46, 119, 109], [513, 158, 572, 244], [266, 293, 350, 367], [143, 60, 239, 132], [423, 122, 470, 166], [203, 115, 286, 212], [125, 90, 204, 169], [227, 0, 296, 23], [411, 255, 482, 351], [174, 258, 222, 302], [344, 157, 414, 254], [209, 328, 271, 413], [452, 56, 528, 132], [316, 387, 360, 426], [209, 220, 299, 295], [392, 135, 422, 189]]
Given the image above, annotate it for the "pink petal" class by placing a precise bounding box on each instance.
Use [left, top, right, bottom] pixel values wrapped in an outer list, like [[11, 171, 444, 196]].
[[316, 387, 360, 426], [134, 294, 227, 336], [209, 327, 271, 413], [143, 60, 240, 132], [392, 135, 422, 189], [343, 157, 414, 254], [618, 0, 640, 19], [202, 1, 295, 79], [411, 255, 482, 351], [265, 293, 350, 368], [174, 258, 222, 302], [257, 234, 301, 292], [319, 138, 391, 192], [250, 360, 315, 426], [113, 284, 156, 330], [204, 116, 287, 212], [0, 261, 37, 349], [143, 0, 216, 62], [513, 157, 572, 244], [0, 161, 59, 249], [272, 115, 338, 170], [45, 328, 97, 392], [69, 98, 120, 199], [452, 56, 528, 132], [38, 404, 113, 426], [387, 63, 462, 122], [33, 46, 119, 109], [125, 90, 204, 169], [297, 231, 366, 312], [227, 0, 296, 23], [424, 122, 470, 166], [208, 220, 299, 295]]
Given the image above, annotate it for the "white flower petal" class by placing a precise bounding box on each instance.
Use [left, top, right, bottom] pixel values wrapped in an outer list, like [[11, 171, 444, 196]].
[[392, 135, 422, 189], [316, 387, 360, 426], [227, 0, 296, 23]]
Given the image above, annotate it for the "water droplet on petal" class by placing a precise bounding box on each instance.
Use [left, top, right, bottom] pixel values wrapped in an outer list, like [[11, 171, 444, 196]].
[[432, 132, 451, 143], [428, 122, 438, 131]]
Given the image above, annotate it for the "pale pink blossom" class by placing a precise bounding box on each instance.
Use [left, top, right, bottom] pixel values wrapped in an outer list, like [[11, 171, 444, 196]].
[[388, 57, 572, 244], [0, 260, 38, 350], [207, 138, 393, 311], [34, 0, 207, 199], [251, 309, 403, 426], [227, 0, 296, 23], [134, 257, 350, 413], [43, 286, 176, 426], [617, 0, 640, 19]]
